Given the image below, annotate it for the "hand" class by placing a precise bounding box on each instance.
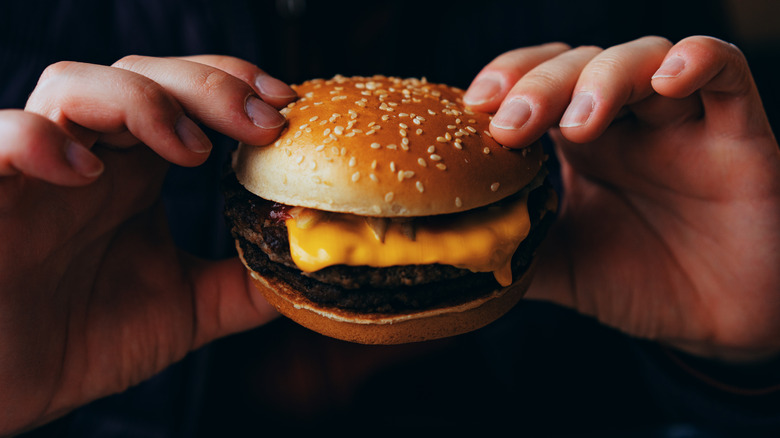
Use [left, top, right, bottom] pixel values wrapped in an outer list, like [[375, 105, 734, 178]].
[[465, 36, 780, 363], [0, 55, 295, 435]]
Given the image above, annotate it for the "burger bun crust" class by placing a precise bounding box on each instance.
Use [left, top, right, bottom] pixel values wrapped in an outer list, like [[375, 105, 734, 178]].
[[233, 75, 544, 217]]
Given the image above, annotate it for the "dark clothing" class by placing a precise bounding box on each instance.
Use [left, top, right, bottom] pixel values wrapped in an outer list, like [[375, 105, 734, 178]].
[[3, 1, 779, 436]]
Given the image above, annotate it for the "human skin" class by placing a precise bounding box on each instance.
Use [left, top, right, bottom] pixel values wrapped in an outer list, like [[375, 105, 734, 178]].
[[0, 55, 293, 435], [464, 36, 780, 363]]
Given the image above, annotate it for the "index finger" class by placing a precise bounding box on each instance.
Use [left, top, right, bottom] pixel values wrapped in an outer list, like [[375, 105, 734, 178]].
[[180, 55, 297, 109], [113, 55, 287, 146]]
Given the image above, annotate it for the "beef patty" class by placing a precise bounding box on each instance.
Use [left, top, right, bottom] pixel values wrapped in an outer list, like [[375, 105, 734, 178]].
[[223, 174, 555, 314]]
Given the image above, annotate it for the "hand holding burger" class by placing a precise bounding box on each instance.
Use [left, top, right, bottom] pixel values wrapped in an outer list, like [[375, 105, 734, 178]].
[[466, 36, 780, 364]]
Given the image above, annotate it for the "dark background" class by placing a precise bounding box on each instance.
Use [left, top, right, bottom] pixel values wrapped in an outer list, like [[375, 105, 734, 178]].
[[4, 0, 778, 436]]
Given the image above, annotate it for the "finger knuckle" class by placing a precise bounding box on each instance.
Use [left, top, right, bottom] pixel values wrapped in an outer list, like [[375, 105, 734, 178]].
[[111, 54, 146, 71], [0, 112, 52, 154], [192, 68, 237, 97], [639, 35, 673, 49], [38, 61, 76, 86]]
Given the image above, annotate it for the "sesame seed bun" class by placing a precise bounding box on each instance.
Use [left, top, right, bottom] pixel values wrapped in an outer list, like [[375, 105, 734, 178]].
[[233, 75, 544, 217]]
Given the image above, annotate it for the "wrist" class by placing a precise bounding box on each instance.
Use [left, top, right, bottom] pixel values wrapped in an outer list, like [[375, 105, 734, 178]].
[[661, 345, 780, 395]]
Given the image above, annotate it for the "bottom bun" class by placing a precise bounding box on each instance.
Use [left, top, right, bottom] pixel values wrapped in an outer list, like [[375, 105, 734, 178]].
[[237, 243, 536, 345]]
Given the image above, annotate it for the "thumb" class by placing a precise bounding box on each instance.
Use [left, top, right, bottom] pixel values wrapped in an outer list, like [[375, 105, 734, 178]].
[[189, 256, 279, 349]]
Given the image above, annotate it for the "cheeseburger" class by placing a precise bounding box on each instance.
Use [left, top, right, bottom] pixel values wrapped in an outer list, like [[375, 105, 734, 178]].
[[224, 75, 556, 344]]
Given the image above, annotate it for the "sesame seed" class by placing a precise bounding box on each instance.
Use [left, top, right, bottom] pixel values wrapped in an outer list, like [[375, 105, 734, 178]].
[[368, 122, 376, 128], [334, 126, 344, 135], [436, 136, 447, 143], [416, 181, 424, 193], [294, 131, 302, 139], [390, 161, 396, 172], [369, 174, 378, 182], [428, 109, 437, 115], [352, 172, 361, 182], [430, 154, 442, 161], [416, 129, 423, 135], [490, 182, 500, 192], [315, 145, 325, 152], [387, 144, 398, 150], [483, 147, 490, 154], [436, 163, 447, 170], [447, 125, 457, 130], [404, 170, 415, 179], [454, 142, 463, 150], [455, 197, 463, 207], [484, 130, 493, 138], [445, 132, 452, 141], [345, 132, 356, 137], [398, 113, 409, 118], [319, 120, 328, 126], [384, 192, 394, 202], [299, 105, 309, 111], [466, 126, 477, 133], [309, 116, 319, 122], [371, 160, 377, 169], [349, 157, 357, 167], [381, 115, 390, 121], [401, 138, 410, 147], [417, 158, 427, 167], [399, 123, 409, 129], [400, 129, 407, 137], [397, 170, 404, 182], [366, 130, 376, 135], [455, 118, 462, 124], [370, 142, 381, 149], [427, 145, 436, 153], [295, 155, 304, 164]]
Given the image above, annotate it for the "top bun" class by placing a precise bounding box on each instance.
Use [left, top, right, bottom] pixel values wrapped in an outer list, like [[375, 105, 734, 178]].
[[233, 75, 544, 217]]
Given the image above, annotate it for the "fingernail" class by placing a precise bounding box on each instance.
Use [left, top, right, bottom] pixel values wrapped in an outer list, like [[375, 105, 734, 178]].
[[560, 92, 594, 128], [175, 115, 212, 153], [464, 75, 503, 106], [245, 95, 286, 129], [490, 98, 532, 130], [255, 75, 297, 100], [653, 56, 685, 79], [65, 140, 104, 178]]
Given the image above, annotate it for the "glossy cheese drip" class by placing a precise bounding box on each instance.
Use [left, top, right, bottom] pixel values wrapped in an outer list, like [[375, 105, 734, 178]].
[[286, 194, 530, 287]]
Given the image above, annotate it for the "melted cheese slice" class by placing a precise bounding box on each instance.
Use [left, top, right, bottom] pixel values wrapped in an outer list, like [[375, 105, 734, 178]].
[[286, 194, 530, 287]]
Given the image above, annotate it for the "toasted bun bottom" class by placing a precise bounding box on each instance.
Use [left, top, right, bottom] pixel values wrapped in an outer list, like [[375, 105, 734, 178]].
[[237, 242, 535, 344]]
